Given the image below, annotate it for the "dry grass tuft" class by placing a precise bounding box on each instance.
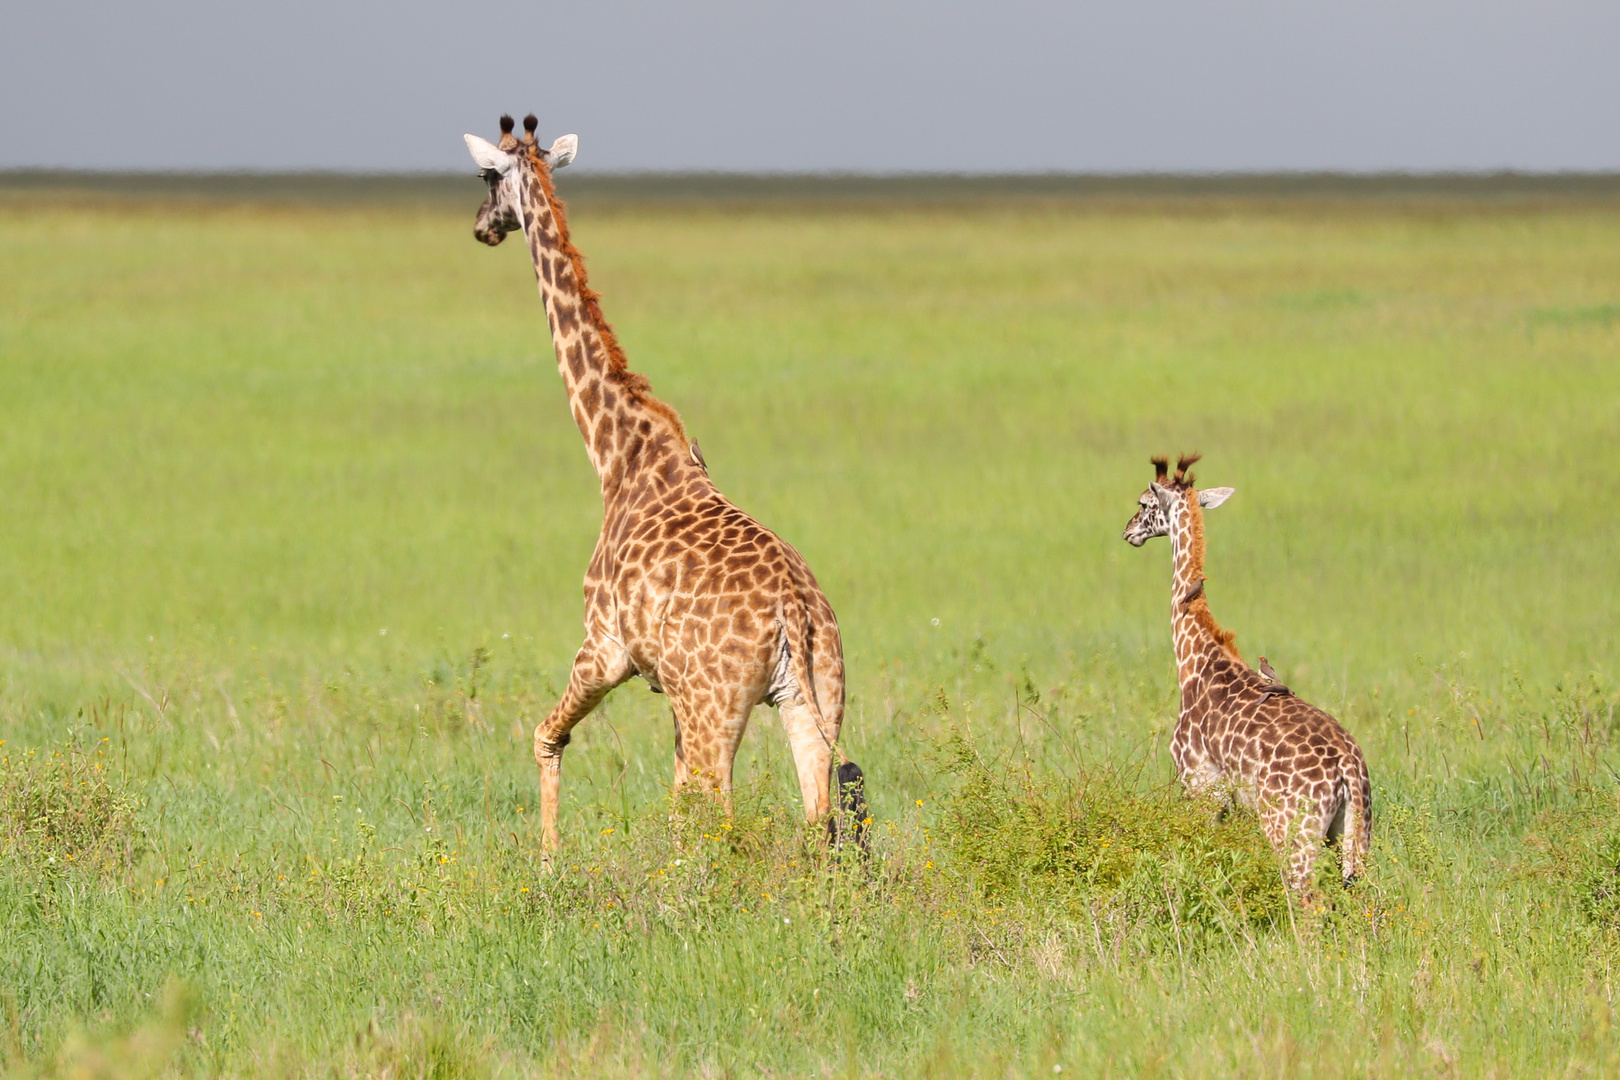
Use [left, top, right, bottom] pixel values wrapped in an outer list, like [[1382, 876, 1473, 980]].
[[0, 739, 141, 874]]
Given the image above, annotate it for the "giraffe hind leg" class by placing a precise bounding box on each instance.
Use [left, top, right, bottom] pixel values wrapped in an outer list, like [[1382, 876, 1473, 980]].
[[1325, 797, 1346, 845], [666, 680, 757, 821], [1335, 772, 1371, 885], [778, 696, 836, 829], [778, 694, 867, 851], [1324, 797, 1357, 886]]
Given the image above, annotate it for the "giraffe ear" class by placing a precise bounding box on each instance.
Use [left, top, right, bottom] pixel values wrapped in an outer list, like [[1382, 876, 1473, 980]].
[[547, 134, 578, 169], [1198, 487, 1236, 509], [464, 134, 517, 174]]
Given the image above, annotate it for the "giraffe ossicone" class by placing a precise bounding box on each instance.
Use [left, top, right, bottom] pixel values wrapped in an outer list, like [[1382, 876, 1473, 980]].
[[1123, 454, 1372, 899], [463, 114, 865, 858]]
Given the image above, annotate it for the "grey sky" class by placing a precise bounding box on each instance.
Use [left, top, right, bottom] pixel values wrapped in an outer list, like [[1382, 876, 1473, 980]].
[[4, 1, 1617, 173]]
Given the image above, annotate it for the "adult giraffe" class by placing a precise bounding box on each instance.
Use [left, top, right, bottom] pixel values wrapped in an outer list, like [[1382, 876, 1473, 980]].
[[463, 115, 864, 855]]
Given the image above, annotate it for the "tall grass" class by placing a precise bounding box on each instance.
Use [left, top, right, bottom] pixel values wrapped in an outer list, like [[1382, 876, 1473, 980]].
[[1, 186, 1618, 1075]]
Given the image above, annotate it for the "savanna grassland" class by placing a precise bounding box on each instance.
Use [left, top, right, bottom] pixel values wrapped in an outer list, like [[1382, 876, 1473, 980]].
[[1, 175, 1619, 1078]]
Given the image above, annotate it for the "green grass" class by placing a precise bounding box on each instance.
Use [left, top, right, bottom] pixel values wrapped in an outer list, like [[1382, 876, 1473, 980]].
[[1, 183, 1619, 1077]]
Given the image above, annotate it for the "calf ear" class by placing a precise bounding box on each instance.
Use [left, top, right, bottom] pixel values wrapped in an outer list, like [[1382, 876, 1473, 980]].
[[464, 134, 516, 174], [1198, 486, 1236, 509], [547, 134, 578, 169]]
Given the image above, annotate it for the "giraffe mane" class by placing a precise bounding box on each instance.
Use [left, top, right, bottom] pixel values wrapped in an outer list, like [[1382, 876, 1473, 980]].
[[526, 145, 691, 445], [1181, 489, 1242, 662]]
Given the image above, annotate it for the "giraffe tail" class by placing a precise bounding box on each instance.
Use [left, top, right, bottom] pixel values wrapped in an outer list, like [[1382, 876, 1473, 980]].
[[779, 593, 866, 851], [778, 591, 839, 762], [1339, 756, 1372, 885], [831, 759, 869, 852]]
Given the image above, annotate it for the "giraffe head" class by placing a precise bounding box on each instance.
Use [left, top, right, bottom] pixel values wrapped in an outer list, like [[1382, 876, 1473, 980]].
[[464, 113, 578, 246], [1122, 454, 1236, 546]]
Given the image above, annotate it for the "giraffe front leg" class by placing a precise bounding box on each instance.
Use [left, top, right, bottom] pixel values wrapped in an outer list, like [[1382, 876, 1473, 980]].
[[1177, 757, 1228, 819], [535, 637, 631, 859], [1261, 801, 1328, 904], [1286, 831, 1323, 904]]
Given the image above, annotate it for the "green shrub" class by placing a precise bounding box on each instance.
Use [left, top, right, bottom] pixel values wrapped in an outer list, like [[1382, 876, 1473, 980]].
[[933, 730, 1289, 940], [1579, 832, 1620, 931]]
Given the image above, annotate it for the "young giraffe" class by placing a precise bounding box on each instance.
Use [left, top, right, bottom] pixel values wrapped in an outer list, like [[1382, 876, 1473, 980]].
[[463, 115, 864, 854], [1122, 455, 1371, 895]]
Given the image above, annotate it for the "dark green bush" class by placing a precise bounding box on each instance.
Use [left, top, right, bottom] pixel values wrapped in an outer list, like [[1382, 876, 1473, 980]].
[[1578, 830, 1620, 931], [933, 731, 1290, 940]]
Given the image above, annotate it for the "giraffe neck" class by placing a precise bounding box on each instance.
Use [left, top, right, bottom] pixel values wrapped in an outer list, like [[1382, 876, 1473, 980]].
[[1167, 492, 1242, 690], [512, 152, 689, 496]]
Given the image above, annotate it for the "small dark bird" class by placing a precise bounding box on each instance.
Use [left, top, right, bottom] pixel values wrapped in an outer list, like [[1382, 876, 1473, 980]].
[[1257, 655, 1292, 702], [1179, 577, 1205, 610], [690, 441, 708, 472]]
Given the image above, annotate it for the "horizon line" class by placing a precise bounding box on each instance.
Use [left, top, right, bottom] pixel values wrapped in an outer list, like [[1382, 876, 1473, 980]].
[[6, 166, 1620, 180], [9, 168, 1620, 208]]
